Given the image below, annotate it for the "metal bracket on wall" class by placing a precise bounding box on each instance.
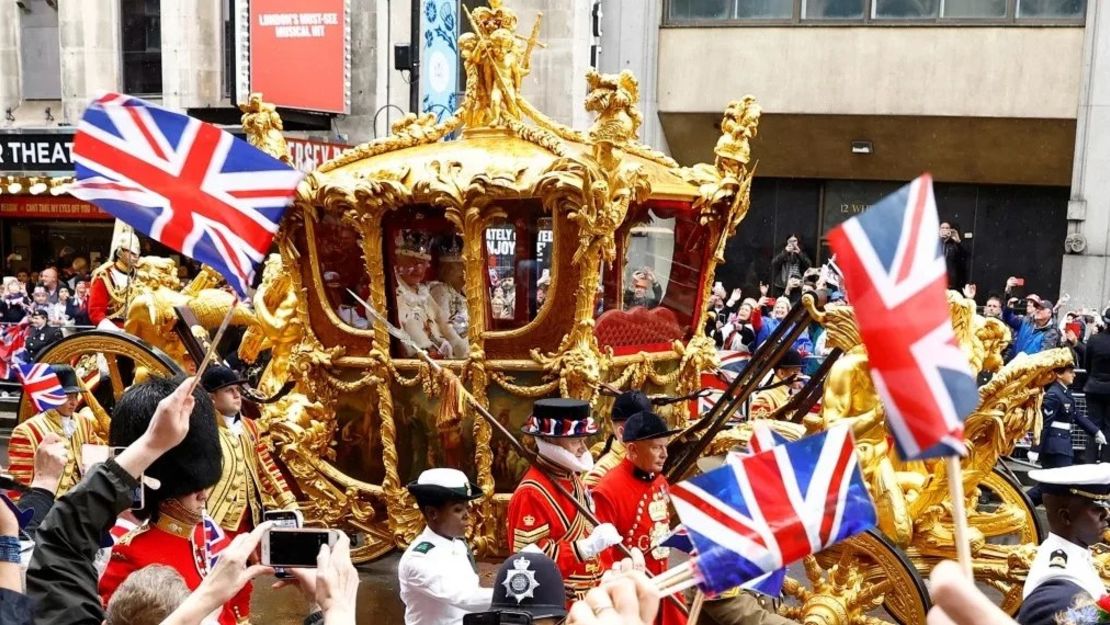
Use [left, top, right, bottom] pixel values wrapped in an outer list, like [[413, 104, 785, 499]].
[[1068, 199, 1088, 221]]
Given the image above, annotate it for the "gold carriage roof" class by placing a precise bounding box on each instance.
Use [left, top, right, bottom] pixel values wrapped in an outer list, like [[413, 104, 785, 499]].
[[300, 0, 759, 207]]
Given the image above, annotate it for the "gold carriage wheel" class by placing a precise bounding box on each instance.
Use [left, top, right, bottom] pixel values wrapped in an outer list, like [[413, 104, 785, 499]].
[[976, 465, 1045, 615], [783, 529, 929, 625], [978, 465, 1044, 545], [20, 331, 184, 422]]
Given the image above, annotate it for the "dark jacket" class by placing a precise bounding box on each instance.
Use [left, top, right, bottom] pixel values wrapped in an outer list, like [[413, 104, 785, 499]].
[[0, 296, 28, 324], [1016, 578, 1086, 625], [0, 588, 32, 625], [26, 459, 138, 625], [1002, 310, 1060, 359], [1084, 331, 1110, 396], [941, 238, 967, 288], [770, 250, 812, 294], [1037, 382, 1098, 457], [26, 325, 62, 359]]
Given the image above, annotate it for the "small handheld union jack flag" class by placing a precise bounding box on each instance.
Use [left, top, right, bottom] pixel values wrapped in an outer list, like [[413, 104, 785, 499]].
[[826, 174, 978, 460], [70, 93, 304, 297], [670, 426, 876, 595], [15, 363, 67, 413]]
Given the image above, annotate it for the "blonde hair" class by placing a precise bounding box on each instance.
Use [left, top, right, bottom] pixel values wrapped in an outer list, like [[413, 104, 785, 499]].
[[106, 564, 191, 625]]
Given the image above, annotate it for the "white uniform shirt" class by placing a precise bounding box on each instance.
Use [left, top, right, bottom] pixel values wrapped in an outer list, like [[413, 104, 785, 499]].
[[398, 526, 493, 625], [1023, 532, 1105, 600]]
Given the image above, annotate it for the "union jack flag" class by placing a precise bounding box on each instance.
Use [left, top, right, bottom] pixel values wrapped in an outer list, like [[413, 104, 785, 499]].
[[15, 363, 67, 413], [670, 426, 876, 595], [826, 174, 977, 460], [691, 352, 750, 417], [658, 524, 786, 598], [70, 93, 304, 297], [0, 322, 28, 380]]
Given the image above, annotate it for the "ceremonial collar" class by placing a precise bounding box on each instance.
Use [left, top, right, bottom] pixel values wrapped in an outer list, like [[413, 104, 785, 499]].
[[622, 458, 658, 483], [155, 501, 203, 539], [535, 456, 574, 480]]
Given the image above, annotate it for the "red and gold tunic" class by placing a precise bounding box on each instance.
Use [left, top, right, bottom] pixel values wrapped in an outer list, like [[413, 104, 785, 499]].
[[507, 464, 614, 604], [8, 409, 103, 496], [207, 416, 297, 533], [100, 509, 250, 625], [594, 458, 687, 625], [88, 262, 130, 328]]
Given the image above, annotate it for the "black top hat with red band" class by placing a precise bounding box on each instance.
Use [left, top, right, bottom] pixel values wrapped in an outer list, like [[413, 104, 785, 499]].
[[521, 398, 598, 438]]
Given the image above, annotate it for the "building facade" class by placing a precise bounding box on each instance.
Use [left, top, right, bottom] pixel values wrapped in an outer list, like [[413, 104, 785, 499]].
[[0, 0, 601, 274], [604, 0, 1100, 309]]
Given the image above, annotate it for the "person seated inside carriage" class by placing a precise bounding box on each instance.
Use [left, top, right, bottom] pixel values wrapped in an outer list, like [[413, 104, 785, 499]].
[[393, 230, 468, 359], [624, 266, 661, 310]]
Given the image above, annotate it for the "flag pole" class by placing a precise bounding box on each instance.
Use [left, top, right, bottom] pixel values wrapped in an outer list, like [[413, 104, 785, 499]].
[[186, 304, 236, 395], [686, 591, 706, 625], [945, 455, 974, 577]]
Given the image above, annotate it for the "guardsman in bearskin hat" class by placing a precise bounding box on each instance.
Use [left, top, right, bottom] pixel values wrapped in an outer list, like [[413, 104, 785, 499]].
[[507, 398, 621, 605], [585, 390, 653, 487], [593, 410, 686, 625], [88, 221, 140, 329], [201, 365, 297, 534], [749, 348, 803, 419], [488, 551, 568, 625], [100, 376, 251, 625], [1017, 464, 1110, 625], [8, 364, 104, 496], [398, 468, 492, 625]]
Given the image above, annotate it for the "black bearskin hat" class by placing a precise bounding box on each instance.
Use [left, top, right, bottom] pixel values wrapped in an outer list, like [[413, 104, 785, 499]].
[[109, 375, 222, 521]]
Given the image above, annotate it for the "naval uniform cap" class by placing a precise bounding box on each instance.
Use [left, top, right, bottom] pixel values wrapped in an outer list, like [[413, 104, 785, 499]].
[[406, 468, 483, 507], [1029, 464, 1110, 504]]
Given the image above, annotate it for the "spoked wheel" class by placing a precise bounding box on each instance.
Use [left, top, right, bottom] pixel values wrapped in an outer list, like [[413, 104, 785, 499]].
[[972, 464, 1044, 615], [781, 529, 930, 625], [976, 465, 1044, 544], [21, 331, 184, 422]]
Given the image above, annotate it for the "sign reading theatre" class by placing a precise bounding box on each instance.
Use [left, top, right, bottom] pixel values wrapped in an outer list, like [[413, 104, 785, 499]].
[[0, 134, 74, 172]]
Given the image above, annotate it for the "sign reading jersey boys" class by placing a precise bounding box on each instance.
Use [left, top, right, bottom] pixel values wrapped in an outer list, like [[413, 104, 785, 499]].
[[420, 0, 459, 120], [249, 0, 350, 113]]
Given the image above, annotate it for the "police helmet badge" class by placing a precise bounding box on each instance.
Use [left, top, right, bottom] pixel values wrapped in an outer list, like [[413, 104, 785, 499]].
[[1049, 549, 1069, 569], [501, 556, 541, 603]]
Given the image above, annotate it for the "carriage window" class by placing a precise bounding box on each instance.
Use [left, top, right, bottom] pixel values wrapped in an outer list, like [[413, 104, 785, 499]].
[[388, 221, 470, 360], [594, 206, 707, 352], [315, 213, 371, 330], [483, 207, 548, 331]]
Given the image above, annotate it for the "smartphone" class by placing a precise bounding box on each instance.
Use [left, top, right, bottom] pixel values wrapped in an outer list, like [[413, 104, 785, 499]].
[[1013, 278, 1025, 286], [261, 528, 338, 568], [263, 510, 304, 579], [464, 611, 534, 625]]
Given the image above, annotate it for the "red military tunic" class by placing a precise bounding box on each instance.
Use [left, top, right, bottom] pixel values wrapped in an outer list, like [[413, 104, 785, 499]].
[[507, 464, 614, 604], [594, 458, 688, 625], [100, 511, 250, 624], [88, 263, 130, 328]]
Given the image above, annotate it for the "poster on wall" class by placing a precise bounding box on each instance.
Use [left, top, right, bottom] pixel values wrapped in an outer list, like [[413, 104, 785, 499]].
[[420, 0, 459, 121], [248, 0, 351, 113]]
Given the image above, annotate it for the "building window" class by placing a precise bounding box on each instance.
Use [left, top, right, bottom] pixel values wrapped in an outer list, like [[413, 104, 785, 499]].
[[120, 0, 162, 95], [873, 0, 939, 18], [1017, 0, 1085, 18], [803, 0, 867, 19], [19, 0, 61, 100], [667, 0, 1085, 22], [942, 0, 1007, 17], [669, 0, 792, 20]]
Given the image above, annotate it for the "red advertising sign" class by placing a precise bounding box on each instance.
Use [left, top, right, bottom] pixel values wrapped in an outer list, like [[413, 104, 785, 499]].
[[0, 196, 111, 220], [249, 0, 348, 114], [285, 137, 351, 172]]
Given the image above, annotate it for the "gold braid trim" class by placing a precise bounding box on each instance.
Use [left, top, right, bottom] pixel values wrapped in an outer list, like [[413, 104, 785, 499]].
[[489, 371, 561, 398]]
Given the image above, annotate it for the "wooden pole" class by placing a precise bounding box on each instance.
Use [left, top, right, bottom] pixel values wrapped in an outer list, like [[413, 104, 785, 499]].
[[945, 455, 974, 578]]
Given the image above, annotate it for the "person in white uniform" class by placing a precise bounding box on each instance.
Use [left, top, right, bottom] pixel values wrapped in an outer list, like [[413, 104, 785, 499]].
[[399, 468, 493, 625], [1017, 463, 1110, 625]]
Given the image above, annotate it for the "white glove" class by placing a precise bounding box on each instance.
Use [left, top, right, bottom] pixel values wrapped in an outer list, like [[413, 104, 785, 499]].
[[1027, 451, 1039, 464], [1096, 431, 1107, 446], [577, 523, 621, 559]]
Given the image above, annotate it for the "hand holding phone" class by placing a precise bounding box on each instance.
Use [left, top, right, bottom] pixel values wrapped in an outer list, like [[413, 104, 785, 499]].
[[263, 510, 304, 579], [262, 528, 339, 568]]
